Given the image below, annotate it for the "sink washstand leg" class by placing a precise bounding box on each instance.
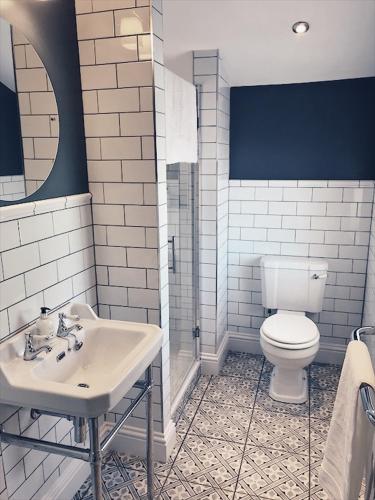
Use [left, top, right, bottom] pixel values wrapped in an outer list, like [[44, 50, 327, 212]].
[[88, 417, 102, 500], [146, 364, 154, 499]]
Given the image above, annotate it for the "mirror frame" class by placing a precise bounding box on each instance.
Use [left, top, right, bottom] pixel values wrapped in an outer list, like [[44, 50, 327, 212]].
[[0, 0, 87, 207]]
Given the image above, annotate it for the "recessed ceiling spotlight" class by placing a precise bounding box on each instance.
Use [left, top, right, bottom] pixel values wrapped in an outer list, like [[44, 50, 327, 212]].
[[292, 21, 310, 34]]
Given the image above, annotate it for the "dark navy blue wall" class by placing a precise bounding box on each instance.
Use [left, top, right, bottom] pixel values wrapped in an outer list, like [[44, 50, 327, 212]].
[[230, 77, 375, 180], [0, 82, 23, 176], [0, 0, 88, 206]]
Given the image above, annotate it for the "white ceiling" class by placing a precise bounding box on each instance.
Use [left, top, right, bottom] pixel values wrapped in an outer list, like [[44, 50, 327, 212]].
[[163, 0, 375, 86]]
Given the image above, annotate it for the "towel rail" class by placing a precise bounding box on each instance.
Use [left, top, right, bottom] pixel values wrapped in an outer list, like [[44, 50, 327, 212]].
[[351, 326, 375, 427], [351, 325, 375, 342]]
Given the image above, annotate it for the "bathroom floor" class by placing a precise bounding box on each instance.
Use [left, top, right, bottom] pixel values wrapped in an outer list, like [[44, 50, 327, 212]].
[[73, 352, 341, 500]]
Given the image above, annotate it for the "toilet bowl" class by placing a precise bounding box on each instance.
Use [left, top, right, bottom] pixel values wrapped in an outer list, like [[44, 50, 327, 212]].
[[260, 311, 320, 403]]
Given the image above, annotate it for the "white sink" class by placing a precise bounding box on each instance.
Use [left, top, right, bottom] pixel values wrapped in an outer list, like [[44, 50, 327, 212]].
[[0, 304, 163, 417]]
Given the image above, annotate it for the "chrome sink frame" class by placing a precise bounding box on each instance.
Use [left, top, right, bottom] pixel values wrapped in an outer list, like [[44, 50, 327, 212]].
[[0, 365, 154, 500]]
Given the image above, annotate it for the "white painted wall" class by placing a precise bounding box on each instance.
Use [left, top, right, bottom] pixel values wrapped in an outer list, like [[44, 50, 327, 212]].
[[164, 0, 375, 86]]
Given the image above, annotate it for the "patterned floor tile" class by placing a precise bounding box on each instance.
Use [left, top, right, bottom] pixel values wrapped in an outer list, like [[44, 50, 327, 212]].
[[177, 399, 201, 434], [309, 463, 329, 500], [202, 376, 258, 408], [115, 449, 178, 479], [235, 446, 310, 499], [161, 434, 244, 491], [259, 360, 274, 382], [74, 462, 124, 499], [310, 418, 330, 461], [310, 389, 336, 420], [73, 353, 345, 500], [108, 473, 165, 499], [221, 352, 264, 380], [254, 386, 309, 418], [247, 410, 309, 456], [188, 401, 253, 444], [233, 493, 258, 500], [190, 376, 212, 400], [309, 363, 341, 392], [159, 478, 234, 499]]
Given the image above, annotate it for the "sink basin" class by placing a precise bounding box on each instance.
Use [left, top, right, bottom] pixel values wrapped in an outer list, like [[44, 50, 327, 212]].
[[0, 304, 163, 417]]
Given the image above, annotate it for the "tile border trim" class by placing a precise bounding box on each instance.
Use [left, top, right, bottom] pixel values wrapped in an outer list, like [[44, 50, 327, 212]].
[[0, 193, 92, 222]]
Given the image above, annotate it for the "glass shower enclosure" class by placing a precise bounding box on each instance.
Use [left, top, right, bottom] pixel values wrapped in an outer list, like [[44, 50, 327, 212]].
[[167, 162, 199, 404]]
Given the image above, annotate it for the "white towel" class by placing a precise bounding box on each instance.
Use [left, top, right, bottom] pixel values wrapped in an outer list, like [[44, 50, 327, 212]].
[[165, 69, 198, 165], [320, 340, 375, 500]]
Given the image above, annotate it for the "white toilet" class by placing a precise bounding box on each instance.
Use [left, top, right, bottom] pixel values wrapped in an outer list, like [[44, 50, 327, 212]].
[[259, 255, 328, 404]]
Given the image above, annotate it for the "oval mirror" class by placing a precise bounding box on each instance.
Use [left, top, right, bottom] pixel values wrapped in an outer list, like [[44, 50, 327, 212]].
[[0, 17, 59, 201]]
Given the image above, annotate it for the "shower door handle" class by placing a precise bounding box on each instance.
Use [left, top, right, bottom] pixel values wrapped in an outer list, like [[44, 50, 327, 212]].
[[168, 236, 176, 273]]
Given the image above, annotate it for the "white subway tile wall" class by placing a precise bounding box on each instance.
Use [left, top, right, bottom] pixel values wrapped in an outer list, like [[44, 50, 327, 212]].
[[363, 198, 375, 327], [76, 0, 172, 443], [77, 0, 158, 327], [216, 58, 230, 353], [0, 195, 96, 500], [12, 29, 58, 196], [152, 0, 173, 429], [228, 180, 375, 346], [0, 177, 26, 202], [193, 50, 229, 357]]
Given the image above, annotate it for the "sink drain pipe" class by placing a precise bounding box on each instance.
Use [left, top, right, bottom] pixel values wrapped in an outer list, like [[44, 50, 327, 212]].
[[30, 408, 87, 443]]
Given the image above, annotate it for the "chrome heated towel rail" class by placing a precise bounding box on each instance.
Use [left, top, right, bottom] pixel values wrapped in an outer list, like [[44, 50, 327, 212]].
[[351, 326, 375, 426], [351, 325, 375, 500]]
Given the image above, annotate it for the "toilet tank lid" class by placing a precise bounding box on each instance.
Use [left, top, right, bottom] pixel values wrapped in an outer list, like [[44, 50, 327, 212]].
[[260, 255, 328, 271]]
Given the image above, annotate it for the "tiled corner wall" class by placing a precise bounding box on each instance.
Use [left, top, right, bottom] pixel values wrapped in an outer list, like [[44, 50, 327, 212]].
[[152, 0, 172, 431], [76, 0, 158, 326], [363, 194, 375, 326], [0, 176, 25, 202], [216, 58, 230, 352], [75, 0, 172, 436], [227, 180, 375, 350], [0, 194, 97, 500], [193, 50, 229, 361], [12, 28, 58, 197]]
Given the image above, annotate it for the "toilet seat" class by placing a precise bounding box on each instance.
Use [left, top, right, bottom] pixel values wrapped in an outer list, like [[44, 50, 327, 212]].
[[261, 313, 319, 350]]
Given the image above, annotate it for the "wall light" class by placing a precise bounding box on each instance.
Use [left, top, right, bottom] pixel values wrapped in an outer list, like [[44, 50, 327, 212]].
[[120, 12, 143, 36], [292, 21, 310, 34]]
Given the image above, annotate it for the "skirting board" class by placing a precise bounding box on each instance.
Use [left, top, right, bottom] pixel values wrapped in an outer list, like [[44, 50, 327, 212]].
[[42, 458, 90, 500], [170, 359, 200, 418], [104, 418, 177, 463], [41, 419, 176, 499], [227, 331, 346, 365], [201, 333, 229, 375]]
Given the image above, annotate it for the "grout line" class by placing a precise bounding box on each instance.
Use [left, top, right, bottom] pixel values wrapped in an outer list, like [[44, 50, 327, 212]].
[[72, 356, 339, 498], [230, 356, 266, 500], [158, 375, 213, 493]]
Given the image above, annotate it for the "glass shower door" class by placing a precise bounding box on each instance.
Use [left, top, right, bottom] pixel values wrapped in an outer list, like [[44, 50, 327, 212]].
[[167, 163, 198, 403]]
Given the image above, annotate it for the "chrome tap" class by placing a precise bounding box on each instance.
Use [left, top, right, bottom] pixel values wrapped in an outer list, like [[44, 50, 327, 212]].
[[56, 313, 83, 351], [24, 332, 52, 361]]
